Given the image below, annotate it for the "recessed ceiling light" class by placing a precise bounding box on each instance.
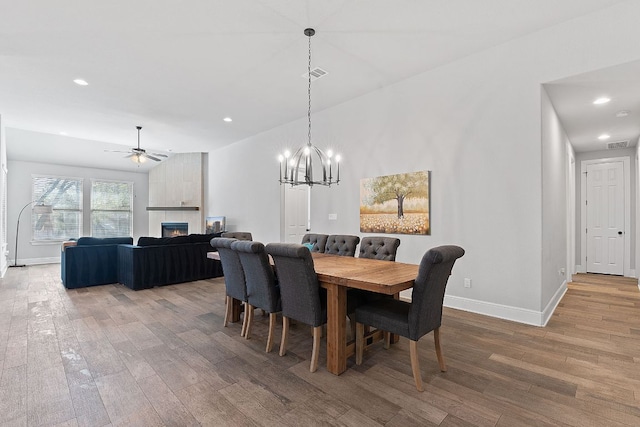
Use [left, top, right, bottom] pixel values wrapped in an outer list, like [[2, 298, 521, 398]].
[[616, 110, 630, 117], [73, 79, 89, 86], [598, 134, 611, 140], [59, 131, 68, 136], [593, 97, 611, 105], [223, 117, 232, 122]]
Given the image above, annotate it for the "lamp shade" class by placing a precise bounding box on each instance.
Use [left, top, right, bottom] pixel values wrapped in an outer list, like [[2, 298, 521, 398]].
[[33, 204, 53, 214]]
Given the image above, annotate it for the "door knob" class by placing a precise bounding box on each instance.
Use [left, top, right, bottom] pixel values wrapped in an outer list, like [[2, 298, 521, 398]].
[[618, 231, 623, 235]]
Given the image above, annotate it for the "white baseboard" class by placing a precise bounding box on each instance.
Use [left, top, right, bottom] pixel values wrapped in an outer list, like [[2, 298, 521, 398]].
[[15, 257, 60, 266], [541, 280, 567, 327], [415, 280, 571, 326], [627, 269, 636, 278], [444, 295, 548, 327], [443, 281, 567, 327]]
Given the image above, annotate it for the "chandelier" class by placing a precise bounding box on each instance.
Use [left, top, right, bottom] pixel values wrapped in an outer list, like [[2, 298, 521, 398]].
[[278, 28, 341, 187]]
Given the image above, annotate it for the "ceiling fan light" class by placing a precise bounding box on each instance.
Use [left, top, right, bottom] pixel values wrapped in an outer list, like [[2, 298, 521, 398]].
[[131, 154, 146, 164]]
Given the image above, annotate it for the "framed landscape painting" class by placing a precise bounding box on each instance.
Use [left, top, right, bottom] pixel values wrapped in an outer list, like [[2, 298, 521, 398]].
[[360, 171, 430, 235]]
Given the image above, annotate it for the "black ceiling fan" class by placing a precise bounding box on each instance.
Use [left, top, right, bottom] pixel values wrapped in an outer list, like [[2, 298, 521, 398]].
[[105, 126, 168, 163]]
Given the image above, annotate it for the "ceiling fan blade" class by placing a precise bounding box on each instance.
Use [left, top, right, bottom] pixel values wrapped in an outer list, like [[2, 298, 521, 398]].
[[149, 152, 169, 158], [105, 149, 132, 154], [142, 153, 162, 161]]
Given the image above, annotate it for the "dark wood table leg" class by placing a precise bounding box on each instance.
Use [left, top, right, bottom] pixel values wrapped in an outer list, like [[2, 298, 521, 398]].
[[323, 282, 347, 375], [231, 297, 243, 323], [390, 292, 400, 344]]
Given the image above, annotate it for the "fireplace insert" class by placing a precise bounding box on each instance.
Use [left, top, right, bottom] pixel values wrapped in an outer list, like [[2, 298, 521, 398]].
[[161, 222, 188, 237]]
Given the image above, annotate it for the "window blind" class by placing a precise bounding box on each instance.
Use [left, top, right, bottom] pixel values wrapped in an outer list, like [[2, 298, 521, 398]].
[[32, 175, 83, 241], [91, 180, 133, 238]]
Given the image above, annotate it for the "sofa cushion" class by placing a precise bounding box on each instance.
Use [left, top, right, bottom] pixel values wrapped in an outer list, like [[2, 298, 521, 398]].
[[189, 232, 223, 243], [117, 242, 223, 290], [137, 233, 224, 246], [76, 237, 133, 246], [137, 235, 192, 246]]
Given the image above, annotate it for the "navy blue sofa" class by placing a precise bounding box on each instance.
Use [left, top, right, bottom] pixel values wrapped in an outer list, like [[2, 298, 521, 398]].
[[117, 233, 223, 290], [61, 237, 134, 289]]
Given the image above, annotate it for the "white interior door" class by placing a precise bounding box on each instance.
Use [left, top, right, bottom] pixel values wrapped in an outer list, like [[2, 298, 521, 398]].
[[283, 185, 309, 243], [586, 161, 624, 275]]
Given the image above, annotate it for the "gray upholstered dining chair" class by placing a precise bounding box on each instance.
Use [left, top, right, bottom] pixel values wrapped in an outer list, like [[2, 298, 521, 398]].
[[264, 242, 326, 372], [325, 234, 360, 257], [301, 233, 329, 253], [221, 231, 253, 241], [359, 236, 401, 261], [351, 236, 402, 326], [210, 237, 248, 336], [355, 245, 465, 391], [232, 240, 281, 352]]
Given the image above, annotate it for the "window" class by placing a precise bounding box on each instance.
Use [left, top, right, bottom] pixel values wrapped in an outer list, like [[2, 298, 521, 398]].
[[91, 180, 133, 238], [32, 175, 83, 241]]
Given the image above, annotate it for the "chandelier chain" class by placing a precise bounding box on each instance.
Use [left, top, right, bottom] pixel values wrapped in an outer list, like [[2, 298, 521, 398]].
[[307, 32, 312, 146]]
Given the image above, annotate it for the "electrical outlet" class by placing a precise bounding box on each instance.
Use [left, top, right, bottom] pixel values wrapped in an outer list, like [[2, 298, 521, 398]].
[[464, 278, 471, 288], [559, 268, 565, 276]]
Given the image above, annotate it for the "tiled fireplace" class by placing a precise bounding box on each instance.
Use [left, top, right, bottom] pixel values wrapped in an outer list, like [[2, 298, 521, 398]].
[[148, 153, 205, 236]]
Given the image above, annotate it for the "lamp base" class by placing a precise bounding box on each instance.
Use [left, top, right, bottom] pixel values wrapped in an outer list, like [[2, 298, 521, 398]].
[[9, 264, 26, 268]]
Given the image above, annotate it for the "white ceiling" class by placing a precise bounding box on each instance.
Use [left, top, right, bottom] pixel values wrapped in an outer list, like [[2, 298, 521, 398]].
[[1, 0, 629, 171], [545, 60, 640, 153]]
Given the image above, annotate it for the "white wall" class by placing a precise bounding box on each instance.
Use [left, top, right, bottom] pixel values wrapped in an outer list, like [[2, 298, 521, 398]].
[[0, 116, 6, 276], [541, 88, 570, 323], [7, 160, 149, 265], [207, 1, 640, 325]]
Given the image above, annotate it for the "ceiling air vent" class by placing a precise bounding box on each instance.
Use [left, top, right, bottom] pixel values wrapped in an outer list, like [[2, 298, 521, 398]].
[[303, 67, 328, 82], [607, 140, 629, 150]]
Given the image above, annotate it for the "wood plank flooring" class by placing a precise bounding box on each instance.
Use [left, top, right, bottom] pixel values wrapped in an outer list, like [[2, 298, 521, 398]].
[[0, 266, 639, 426]]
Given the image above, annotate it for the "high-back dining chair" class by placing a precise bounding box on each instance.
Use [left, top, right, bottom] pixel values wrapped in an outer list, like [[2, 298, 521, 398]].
[[221, 232, 253, 241], [232, 240, 281, 352], [325, 234, 360, 257], [301, 233, 329, 253], [265, 243, 326, 372], [351, 236, 402, 313], [355, 245, 465, 391], [359, 236, 401, 261], [210, 237, 249, 336]]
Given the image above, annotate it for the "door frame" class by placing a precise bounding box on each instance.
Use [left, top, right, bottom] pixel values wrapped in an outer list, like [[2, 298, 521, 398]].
[[579, 156, 632, 276], [566, 146, 575, 278]]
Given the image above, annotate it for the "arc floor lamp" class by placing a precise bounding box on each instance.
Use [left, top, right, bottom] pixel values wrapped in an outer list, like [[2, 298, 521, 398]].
[[11, 201, 52, 268]]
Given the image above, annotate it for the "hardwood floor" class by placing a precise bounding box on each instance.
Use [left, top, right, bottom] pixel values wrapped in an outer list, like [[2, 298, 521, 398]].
[[1, 266, 639, 426]]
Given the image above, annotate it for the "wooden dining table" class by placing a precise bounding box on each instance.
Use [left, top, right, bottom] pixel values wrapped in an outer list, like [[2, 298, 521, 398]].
[[311, 253, 419, 375], [209, 249, 419, 375]]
